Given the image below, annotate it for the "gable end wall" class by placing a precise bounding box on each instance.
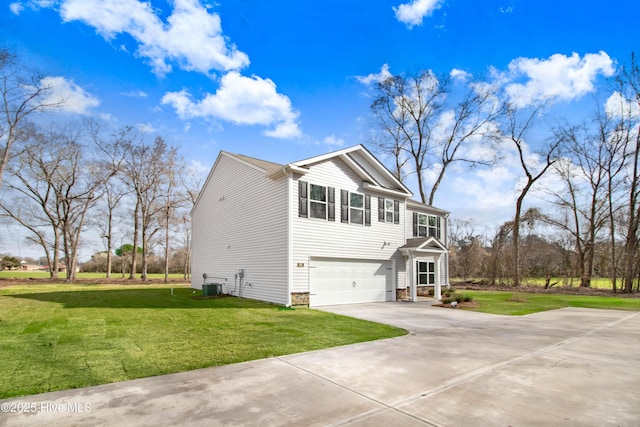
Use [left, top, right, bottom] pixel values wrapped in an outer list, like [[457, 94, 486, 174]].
[[190, 154, 289, 305]]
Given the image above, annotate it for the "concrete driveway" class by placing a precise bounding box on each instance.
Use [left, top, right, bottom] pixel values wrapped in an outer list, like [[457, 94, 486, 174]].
[[1, 303, 639, 426]]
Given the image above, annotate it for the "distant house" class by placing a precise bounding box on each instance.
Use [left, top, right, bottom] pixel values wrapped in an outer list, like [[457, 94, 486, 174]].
[[191, 145, 449, 307]]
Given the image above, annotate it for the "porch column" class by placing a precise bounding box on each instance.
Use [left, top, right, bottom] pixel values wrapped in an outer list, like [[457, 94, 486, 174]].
[[409, 253, 417, 302], [434, 254, 441, 301]]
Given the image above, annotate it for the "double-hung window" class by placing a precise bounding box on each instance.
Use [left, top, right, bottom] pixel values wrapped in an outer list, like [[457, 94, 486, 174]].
[[341, 190, 371, 226], [414, 213, 441, 239], [309, 184, 327, 219], [378, 198, 400, 224], [299, 180, 335, 221], [350, 192, 364, 224]]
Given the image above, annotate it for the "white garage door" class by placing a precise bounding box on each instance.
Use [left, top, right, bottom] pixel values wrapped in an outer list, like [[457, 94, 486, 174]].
[[309, 258, 393, 307]]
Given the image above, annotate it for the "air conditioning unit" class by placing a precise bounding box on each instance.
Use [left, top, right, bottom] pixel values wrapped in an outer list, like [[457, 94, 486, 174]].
[[202, 283, 222, 296]]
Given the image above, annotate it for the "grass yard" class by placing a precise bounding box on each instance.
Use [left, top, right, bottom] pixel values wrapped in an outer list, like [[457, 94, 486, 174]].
[[0, 284, 406, 399], [462, 290, 640, 315], [519, 277, 617, 289], [0, 271, 187, 280]]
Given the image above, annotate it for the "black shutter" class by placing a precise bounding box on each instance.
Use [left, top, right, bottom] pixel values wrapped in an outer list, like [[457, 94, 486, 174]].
[[328, 187, 335, 221], [394, 200, 400, 224], [413, 212, 418, 236], [378, 197, 385, 222], [341, 190, 349, 223], [437, 216, 441, 240], [298, 180, 308, 218], [365, 194, 371, 226]]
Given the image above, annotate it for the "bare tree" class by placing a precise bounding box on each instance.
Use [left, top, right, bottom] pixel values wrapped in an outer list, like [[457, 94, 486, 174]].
[[177, 162, 206, 280], [0, 124, 107, 281], [90, 122, 130, 278], [0, 49, 64, 188], [448, 218, 487, 281], [617, 54, 640, 293], [119, 135, 178, 280], [160, 151, 184, 283], [370, 70, 498, 204], [94, 180, 127, 278], [501, 106, 561, 286]]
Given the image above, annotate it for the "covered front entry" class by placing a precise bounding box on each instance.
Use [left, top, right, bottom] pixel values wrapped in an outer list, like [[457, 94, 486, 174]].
[[309, 258, 393, 307], [400, 237, 448, 301]]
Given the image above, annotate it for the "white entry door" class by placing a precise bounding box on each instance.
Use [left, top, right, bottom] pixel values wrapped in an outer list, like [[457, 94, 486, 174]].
[[309, 258, 392, 306]]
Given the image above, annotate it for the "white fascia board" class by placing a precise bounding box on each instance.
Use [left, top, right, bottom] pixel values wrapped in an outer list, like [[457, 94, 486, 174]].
[[290, 145, 362, 167], [406, 199, 450, 216], [362, 182, 412, 198]]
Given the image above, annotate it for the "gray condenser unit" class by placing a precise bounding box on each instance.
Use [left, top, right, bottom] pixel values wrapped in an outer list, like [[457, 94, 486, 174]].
[[202, 283, 222, 296]]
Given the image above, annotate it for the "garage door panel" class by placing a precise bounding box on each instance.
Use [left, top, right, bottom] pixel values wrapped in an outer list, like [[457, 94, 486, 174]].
[[310, 259, 392, 307]]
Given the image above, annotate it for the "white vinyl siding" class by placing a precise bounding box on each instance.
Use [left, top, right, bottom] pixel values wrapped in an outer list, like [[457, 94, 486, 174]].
[[191, 154, 289, 305], [291, 158, 406, 296]]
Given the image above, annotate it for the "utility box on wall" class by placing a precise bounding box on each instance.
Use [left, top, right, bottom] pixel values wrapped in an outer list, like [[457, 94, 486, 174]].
[[202, 283, 222, 296]]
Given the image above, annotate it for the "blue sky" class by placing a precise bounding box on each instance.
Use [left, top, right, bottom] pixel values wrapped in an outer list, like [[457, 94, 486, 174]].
[[2, 0, 639, 255]]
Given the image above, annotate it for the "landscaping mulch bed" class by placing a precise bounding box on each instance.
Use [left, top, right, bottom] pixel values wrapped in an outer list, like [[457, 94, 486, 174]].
[[433, 301, 480, 309]]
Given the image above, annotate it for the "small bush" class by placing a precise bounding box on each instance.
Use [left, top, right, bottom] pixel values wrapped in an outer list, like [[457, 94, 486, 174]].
[[441, 296, 455, 304], [441, 291, 474, 305], [458, 293, 474, 303]]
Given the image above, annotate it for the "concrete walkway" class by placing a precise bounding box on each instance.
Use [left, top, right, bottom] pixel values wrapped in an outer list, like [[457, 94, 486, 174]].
[[1, 303, 639, 426]]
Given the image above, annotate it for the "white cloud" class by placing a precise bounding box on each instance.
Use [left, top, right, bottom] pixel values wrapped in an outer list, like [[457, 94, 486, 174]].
[[9, 2, 24, 14], [58, 0, 249, 76], [322, 135, 345, 147], [137, 123, 156, 133], [356, 64, 393, 85], [38, 76, 100, 115], [450, 68, 472, 82], [605, 91, 640, 119], [502, 52, 615, 108], [120, 90, 148, 98], [393, 0, 443, 28], [161, 71, 301, 139]]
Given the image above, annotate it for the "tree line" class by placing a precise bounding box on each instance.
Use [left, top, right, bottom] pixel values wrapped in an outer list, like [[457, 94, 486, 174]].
[[0, 49, 204, 283], [0, 122, 201, 282], [368, 54, 640, 292]]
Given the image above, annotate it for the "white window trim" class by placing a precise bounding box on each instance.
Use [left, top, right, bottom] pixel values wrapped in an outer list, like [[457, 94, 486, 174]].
[[309, 183, 328, 220], [349, 191, 364, 225], [417, 213, 440, 239]]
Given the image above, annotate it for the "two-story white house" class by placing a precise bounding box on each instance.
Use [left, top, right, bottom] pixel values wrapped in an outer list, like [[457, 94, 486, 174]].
[[191, 145, 449, 307]]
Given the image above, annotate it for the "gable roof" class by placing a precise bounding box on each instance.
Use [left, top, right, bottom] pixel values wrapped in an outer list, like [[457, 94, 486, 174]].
[[193, 145, 414, 213], [287, 144, 412, 198], [399, 236, 448, 255]]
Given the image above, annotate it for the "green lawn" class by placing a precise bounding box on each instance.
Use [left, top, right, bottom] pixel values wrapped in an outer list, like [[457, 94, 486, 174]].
[[519, 277, 618, 289], [462, 290, 640, 315], [454, 277, 621, 290], [0, 284, 406, 399], [0, 271, 187, 280]]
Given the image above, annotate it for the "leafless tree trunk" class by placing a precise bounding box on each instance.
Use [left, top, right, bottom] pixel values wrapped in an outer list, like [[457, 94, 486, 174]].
[[0, 49, 65, 189], [503, 107, 561, 286], [0, 124, 106, 281], [369, 70, 497, 205], [619, 54, 640, 293]]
